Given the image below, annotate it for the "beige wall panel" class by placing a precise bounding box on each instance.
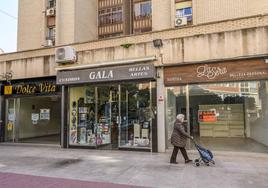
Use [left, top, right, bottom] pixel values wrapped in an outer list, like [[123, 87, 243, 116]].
[[184, 35, 211, 62], [104, 47, 115, 61], [135, 43, 147, 58], [81, 51, 95, 65], [243, 27, 268, 56], [0, 62, 6, 75], [25, 58, 45, 77], [224, 30, 243, 58], [168, 39, 184, 64], [193, 0, 268, 25], [93, 49, 108, 63], [10, 60, 27, 78], [17, 0, 45, 51], [152, 0, 172, 31], [74, 0, 98, 43], [161, 40, 175, 64], [113, 46, 125, 60], [49, 56, 57, 76], [56, 0, 75, 45], [243, 28, 258, 56], [256, 27, 268, 54]]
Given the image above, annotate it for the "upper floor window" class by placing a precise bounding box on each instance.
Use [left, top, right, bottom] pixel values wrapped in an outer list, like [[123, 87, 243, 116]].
[[99, 6, 123, 26], [176, 7, 192, 21], [47, 27, 56, 40], [134, 1, 152, 20], [175, 0, 192, 23], [48, 0, 56, 8]]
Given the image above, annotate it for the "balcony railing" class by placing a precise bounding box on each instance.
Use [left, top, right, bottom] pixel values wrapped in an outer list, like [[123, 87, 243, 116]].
[[133, 16, 152, 33], [98, 0, 123, 9], [98, 23, 123, 37]]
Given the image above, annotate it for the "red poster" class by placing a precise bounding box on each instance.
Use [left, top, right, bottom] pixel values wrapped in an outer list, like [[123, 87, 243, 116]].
[[198, 110, 217, 122]]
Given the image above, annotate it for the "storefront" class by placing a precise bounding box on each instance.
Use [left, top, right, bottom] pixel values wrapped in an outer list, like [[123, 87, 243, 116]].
[[57, 63, 157, 152], [0, 77, 61, 145], [164, 58, 268, 153]]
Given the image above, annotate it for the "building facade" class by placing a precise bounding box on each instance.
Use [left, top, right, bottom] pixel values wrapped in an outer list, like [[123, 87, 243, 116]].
[[1, 0, 268, 152], [17, 0, 268, 50]]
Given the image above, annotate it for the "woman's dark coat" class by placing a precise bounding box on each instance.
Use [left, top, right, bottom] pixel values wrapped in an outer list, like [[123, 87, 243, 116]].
[[171, 120, 191, 147]]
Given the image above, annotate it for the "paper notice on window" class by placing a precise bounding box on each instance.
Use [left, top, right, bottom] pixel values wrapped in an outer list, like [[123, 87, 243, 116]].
[[134, 123, 140, 138], [141, 129, 149, 138], [40, 109, 50, 120], [32, 113, 39, 125], [32, 113, 39, 121]]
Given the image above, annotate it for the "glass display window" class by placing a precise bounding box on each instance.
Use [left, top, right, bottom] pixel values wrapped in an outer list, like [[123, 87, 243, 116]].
[[165, 81, 268, 153], [68, 81, 156, 149]]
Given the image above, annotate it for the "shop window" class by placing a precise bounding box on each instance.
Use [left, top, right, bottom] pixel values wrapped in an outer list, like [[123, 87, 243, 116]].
[[98, 6, 123, 26], [165, 80, 268, 152], [134, 1, 152, 20], [69, 82, 155, 149]]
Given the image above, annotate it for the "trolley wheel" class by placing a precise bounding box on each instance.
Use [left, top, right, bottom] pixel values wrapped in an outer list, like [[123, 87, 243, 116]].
[[194, 159, 199, 163], [195, 162, 200, 167]]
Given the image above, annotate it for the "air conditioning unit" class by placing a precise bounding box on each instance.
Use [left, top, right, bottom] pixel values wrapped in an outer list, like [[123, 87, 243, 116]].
[[46, 8, 55, 16], [175, 17, 187, 27], [55, 46, 77, 64], [45, 39, 54, 47]]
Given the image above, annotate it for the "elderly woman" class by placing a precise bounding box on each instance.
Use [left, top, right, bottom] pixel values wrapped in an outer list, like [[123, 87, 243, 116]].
[[170, 114, 193, 164]]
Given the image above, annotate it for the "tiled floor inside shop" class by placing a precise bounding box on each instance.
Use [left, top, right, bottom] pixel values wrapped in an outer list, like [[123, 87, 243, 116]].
[[19, 134, 60, 145]]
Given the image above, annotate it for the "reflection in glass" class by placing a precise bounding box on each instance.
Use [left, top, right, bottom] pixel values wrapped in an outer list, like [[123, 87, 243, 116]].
[[69, 82, 155, 150], [119, 83, 154, 148], [166, 81, 268, 153]]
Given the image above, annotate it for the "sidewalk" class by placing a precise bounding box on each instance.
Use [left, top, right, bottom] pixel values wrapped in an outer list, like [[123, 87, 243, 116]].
[[0, 144, 268, 188], [0, 172, 148, 188]]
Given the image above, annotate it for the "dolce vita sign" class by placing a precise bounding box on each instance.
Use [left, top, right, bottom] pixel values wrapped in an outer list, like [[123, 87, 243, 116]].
[[57, 64, 156, 85], [164, 59, 268, 86], [2, 81, 58, 96]]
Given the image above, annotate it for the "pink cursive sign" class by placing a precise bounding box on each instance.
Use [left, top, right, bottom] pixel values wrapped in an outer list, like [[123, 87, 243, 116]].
[[197, 64, 227, 79]]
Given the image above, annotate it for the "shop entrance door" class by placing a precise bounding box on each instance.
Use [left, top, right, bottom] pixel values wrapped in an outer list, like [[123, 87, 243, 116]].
[[96, 85, 119, 149], [5, 98, 19, 142]]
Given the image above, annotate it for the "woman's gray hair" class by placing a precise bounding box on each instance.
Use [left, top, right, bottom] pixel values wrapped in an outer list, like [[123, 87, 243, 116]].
[[176, 114, 185, 120]]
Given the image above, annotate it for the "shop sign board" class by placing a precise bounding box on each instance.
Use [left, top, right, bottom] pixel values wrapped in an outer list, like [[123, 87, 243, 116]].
[[4, 85, 12, 95], [198, 110, 217, 122], [1, 80, 59, 96], [56, 64, 156, 85], [164, 59, 268, 85]]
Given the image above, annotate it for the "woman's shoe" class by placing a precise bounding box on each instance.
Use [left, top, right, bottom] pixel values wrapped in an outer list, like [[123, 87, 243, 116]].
[[185, 159, 193, 164]]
